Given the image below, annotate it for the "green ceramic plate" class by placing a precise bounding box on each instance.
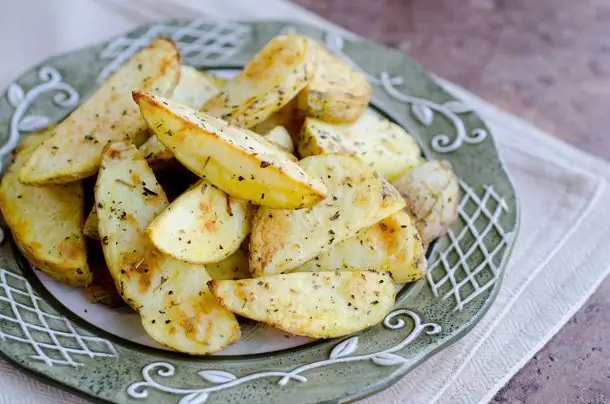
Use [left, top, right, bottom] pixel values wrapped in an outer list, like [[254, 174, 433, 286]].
[[0, 20, 518, 403]]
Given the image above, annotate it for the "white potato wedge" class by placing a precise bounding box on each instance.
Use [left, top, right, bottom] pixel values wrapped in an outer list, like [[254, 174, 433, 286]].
[[83, 208, 99, 240], [134, 92, 327, 208], [147, 181, 251, 264], [206, 248, 251, 280], [96, 141, 239, 354], [202, 34, 313, 128], [299, 112, 423, 181], [140, 65, 220, 168], [210, 270, 395, 338], [294, 210, 426, 283], [296, 39, 371, 123], [19, 38, 180, 185], [263, 126, 295, 154], [392, 160, 460, 245], [250, 154, 405, 276], [0, 132, 90, 286]]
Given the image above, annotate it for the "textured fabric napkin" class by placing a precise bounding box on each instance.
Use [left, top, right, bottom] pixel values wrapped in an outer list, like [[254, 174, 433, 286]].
[[2, 1, 610, 403]]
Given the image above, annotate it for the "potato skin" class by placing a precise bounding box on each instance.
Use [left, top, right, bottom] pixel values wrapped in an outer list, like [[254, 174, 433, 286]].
[[19, 38, 180, 185], [209, 270, 395, 338], [0, 131, 90, 286]]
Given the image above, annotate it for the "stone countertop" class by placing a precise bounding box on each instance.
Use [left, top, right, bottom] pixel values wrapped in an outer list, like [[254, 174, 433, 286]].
[[293, 0, 610, 402]]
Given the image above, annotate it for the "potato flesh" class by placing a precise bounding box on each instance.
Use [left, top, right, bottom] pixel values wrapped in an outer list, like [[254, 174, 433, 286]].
[[294, 210, 426, 283], [392, 160, 460, 245], [19, 38, 180, 184], [299, 112, 423, 182], [96, 141, 239, 354], [250, 154, 405, 276], [134, 92, 327, 209], [296, 39, 372, 124], [210, 270, 395, 338], [147, 181, 251, 264], [0, 132, 90, 286], [206, 248, 251, 280], [83, 208, 99, 239], [263, 126, 295, 154], [202, 34, 313, 128]]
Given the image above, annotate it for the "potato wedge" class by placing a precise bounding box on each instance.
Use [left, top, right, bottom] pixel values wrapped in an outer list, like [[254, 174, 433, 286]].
[[83, 208, 99, 239], [392, 160, 460, 245], [296, 39, 371, 123], [0, 132, 90, 286], [294, 210, 426, 283], [140, 65, 220, 168], [263, 126, 295, 154], [251, 99, 303, 140], [147, 181, 251, 264], [202, 34, 313, 128], [299, 112, 423, 181], [206, 248, 250, 280], [134, 92, 327, 208], [210, 270, 395, 338], [200, 71, 228, 88], [19, 38, 180, 185], [96, 141, 239, 354], [250, 154, 405, 276]]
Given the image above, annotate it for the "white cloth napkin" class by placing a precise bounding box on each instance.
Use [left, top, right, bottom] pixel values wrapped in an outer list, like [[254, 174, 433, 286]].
[[2, 1, 610, 403]]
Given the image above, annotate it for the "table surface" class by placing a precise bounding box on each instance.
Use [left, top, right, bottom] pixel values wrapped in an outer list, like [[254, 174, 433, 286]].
[[294, 0, 610, 402]]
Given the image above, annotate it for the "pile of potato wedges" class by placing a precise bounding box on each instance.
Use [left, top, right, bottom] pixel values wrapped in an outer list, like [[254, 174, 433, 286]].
[[0, 34, 459, 354]]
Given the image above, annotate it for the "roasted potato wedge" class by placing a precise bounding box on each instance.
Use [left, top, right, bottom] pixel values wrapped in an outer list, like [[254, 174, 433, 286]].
[[263, 126, 295, 154], [206, 248, 251, 280], [200, 71, 228, 88], [140, 65, 220, 168], [296, 39, 371, 123], [134, 92, 327, 208], [299, 112, 423, 181], [83, 208, 99, 240], [96, 141, 239, 354], [294, 210, 426, 283], [147, 181, 251, 264], [210, 270, 395, 338], [0, 132, 90, 286], [251, 99, 303, 140], [250, 154, 405, 276], [392, 160, 460, 245], [202, 34, 313, 128], [19, 38, 180, 185]]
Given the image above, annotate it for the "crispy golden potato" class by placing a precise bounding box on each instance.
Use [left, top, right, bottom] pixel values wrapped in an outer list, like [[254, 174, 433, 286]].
[[140, 65, 220, 168], [294, 210, 426, 283], [134, 92, 327, 209], [210, 270, 395, 338], [202, 34, 313, 128], [392, 160, 460, 245], [96, 141, 239, 354], [83, 208, 99, 240], [147, 181, 251, 264], [296, 39, 371, 123], [250, 154, 405, 276], [206, 248, 251, 280], [263, 126, 295, 154], [0, 132, 90, 286], [19, 38, 180, 185], [299, 112, 423, 181]]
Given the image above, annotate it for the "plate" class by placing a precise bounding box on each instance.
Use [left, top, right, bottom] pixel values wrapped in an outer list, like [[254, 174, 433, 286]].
[[0, 19, 518, 403]]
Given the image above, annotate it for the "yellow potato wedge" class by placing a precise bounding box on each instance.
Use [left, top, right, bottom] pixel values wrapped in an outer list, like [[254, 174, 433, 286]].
[[200, 71, 228, 88], [83, 208, 99, 239], [147, 181, 251, 264], [210, 270, 395, 338], [392, 160, 460, 245], [134, 92, 327, 208], [96, 141, 239, 354], [263, 126, 295, 154], [0, 132, 90, 286], [250, 154, 405, 276], [296, 39, 371, 123], [206, 248, 251, 280], [19, 38, 180, 185], [294, 210, 426, 283], [140, 65, 220, 168], [299, 112, 423, 181], [251, 99, 303, 140], [202, 34, 313, 128]]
